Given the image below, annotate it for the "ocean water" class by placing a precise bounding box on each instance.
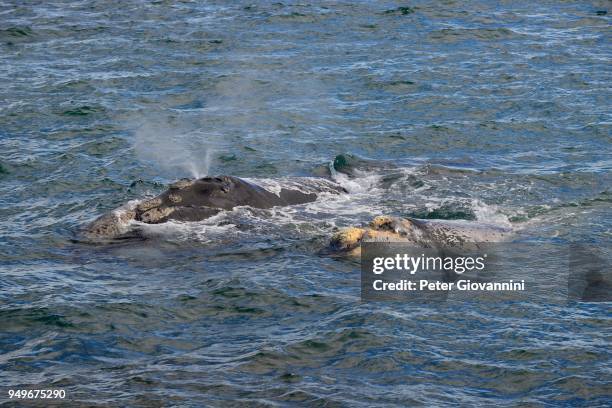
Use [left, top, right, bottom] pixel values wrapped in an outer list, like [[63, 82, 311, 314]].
[[1, 0, 610, 406]]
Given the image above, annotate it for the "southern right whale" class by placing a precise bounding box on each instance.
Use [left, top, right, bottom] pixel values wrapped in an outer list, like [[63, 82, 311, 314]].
[[83, 175, 346, 241], [328, 215, 511, 256]]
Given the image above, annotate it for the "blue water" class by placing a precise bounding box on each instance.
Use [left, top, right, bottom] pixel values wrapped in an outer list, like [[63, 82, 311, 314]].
[[1, 1, 610, 406]]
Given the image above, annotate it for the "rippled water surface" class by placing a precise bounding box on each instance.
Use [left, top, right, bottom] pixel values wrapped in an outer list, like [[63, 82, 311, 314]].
[[1, 1, 610, 406]]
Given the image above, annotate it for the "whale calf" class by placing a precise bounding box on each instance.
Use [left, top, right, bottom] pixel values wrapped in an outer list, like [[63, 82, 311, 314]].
[[328, 215, 511, 256], [83, 175, 346, 241]]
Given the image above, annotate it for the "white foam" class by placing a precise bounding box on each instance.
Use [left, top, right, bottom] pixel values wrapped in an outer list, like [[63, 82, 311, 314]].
[[471, 199, 513, 228], [330, 169, 383, 194], [244, 177, 345, 197], [110, 199, 142, 234], [133, 216, 239, 243]]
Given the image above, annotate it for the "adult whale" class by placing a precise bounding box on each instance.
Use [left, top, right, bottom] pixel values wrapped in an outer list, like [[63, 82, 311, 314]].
[[328, 215, 511, 256], [83, 175, 346, 241]]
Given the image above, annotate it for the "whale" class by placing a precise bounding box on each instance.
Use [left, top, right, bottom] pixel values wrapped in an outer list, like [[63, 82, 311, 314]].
[[328, 215, 511, 256], [83, 175, 346, 241]]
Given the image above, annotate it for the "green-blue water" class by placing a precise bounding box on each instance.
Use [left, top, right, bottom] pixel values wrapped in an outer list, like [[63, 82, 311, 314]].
[[1, 1, 610, 406]]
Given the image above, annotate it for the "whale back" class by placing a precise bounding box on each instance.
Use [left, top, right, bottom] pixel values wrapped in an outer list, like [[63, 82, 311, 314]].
[[407, 217, 510, 246], [82, 175, 338, 240], [134, 175, 321, 224], [158, 176, 285, 210]]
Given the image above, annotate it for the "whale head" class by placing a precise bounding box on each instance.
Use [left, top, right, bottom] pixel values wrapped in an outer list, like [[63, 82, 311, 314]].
[[133, 175, 282, 224], [167, 176, 277, 209]]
